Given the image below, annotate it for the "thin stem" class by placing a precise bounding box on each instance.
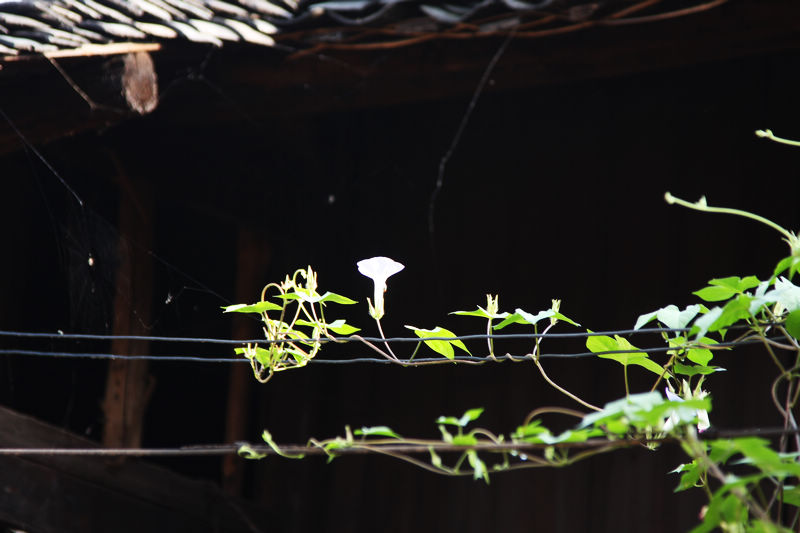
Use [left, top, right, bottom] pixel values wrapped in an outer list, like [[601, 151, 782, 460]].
[[487, 318, 496, 360], [407, 341, 422, 363], [374, 318, 400, 362], [665, 191, 797, 247], [650, 349, 679, 392], [534, 358, 602, 412], [623, 364, 630, 398], [524, 406, 586, 426], [685, 431, 772, 523], [351, 335, 399, 363], [756, 129, 800, 148]]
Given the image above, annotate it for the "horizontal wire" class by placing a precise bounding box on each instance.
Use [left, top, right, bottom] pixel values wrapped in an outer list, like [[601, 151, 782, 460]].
[[2, 427, 799, 457], [0, 327, 697, 345], [0, 329, 683, 343], [0, 336, 774, 364]]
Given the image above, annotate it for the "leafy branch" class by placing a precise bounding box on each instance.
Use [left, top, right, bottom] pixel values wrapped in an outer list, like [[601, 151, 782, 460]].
[[225, 182, 800, 531]]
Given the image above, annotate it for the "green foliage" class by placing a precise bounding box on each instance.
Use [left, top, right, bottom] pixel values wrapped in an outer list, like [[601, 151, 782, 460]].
[[223, 266, 359, 382], [405, 326, 471, 360], [227, 189, 800, 532], [586, 334, 665, 376]]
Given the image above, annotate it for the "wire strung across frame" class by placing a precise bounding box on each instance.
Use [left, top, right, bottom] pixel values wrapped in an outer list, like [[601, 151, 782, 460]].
[[0, 328, 778, 364], [1, 425, 799, 457]]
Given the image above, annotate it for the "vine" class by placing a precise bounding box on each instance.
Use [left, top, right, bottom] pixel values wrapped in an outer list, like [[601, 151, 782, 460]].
[[224, 185, 800, 531]]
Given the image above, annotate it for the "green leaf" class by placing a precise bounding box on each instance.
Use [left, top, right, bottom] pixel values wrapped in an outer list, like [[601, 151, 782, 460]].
[[693, 285, 736, 302], [512, 419, 550, 441], [493, 307, 581, 329], [436, 416, 462, 426], [354, 426, 401, 439], [550, 311, 580, 327], [692, 295, 754, 340], [451, 307, 508, 320], [633, 310, 659, 331], [437, 408, 483, 428], [459, 407, 484, 426], [467, 450, 489, 483], [782, 486, 800, 507], [317, 292, 357, 305], [709, 275, 761, 292], [223, 301, 282, 313], [687, 347, 713, 366], [580, 391, 664, 428], [452, 308, 492, 318], [691, 307, 723, 340], [493, 309, 548, 330], [586, 334, 665, 376], [673, 362, 723, 376], [636, 304, 703, 331], [775, 255, 800, 280], [326, 319, 360, 335], [452, 434, 478, 446], [671, 460, 702, 492], [580, 392, 710, 432], [785, 309, 800, 340], [536, 429, 598, 445], [405, 326, 471, 360], [692, 276, 760, 303], [429, 447, 443, 469]]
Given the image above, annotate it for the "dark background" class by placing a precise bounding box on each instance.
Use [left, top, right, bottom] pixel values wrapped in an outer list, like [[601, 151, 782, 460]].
[[2, 35, 800, 532]]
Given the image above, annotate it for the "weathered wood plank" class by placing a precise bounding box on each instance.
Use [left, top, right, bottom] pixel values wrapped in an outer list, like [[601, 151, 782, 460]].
[[102, 170, 155, 450], [0, 405, 271, 533], [222, 227, 271, 496]]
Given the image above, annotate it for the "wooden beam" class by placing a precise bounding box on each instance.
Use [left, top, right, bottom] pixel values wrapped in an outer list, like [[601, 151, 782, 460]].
[[1, 42, 161, 62], [0, 406, 271, 533], [0, 0, 797, 154], [222, 227, 271, 495], [102, 170, 155, 449]]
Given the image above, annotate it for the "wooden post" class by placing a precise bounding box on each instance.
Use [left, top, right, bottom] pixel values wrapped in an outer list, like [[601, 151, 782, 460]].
[[102, 174, 155, 449], [222, 227, 270, 495]]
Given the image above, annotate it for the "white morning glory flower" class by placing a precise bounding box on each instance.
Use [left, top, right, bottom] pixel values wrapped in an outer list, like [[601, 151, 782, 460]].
[[357, 257, 405, 320], [664, 387, 710, 433]]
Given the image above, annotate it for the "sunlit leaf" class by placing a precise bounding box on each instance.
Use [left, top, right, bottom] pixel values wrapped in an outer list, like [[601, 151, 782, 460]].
[[459, 407, 484, 426], [693, 286, 736, 302], [429, 447, 443, 469], [775, 255, 800, 280], [709, 275, 760, 292], [586, 334, 665, 376], [671, 460, 702, 492], [782, 486, 800, 508], [636, 304, 703, 331], [354, 426, 401, 439], [452, 434, 478, 446], [493, 309, 548, 330], [223, 301, 282, 313], [691, 307, 723, 340], [634, 310, 659, 330], [326, 319, 360, 335], [512, 419, 550, 441], [405, 326, 471, 360], [785, 309, 800, 340], [317, 292, 357, 305], [437, 408, 483, 428], [687, 347, 713, 366], [451, 307, 508, 319], [467, 450, 489, 483], [673, 362, 723, 376]]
